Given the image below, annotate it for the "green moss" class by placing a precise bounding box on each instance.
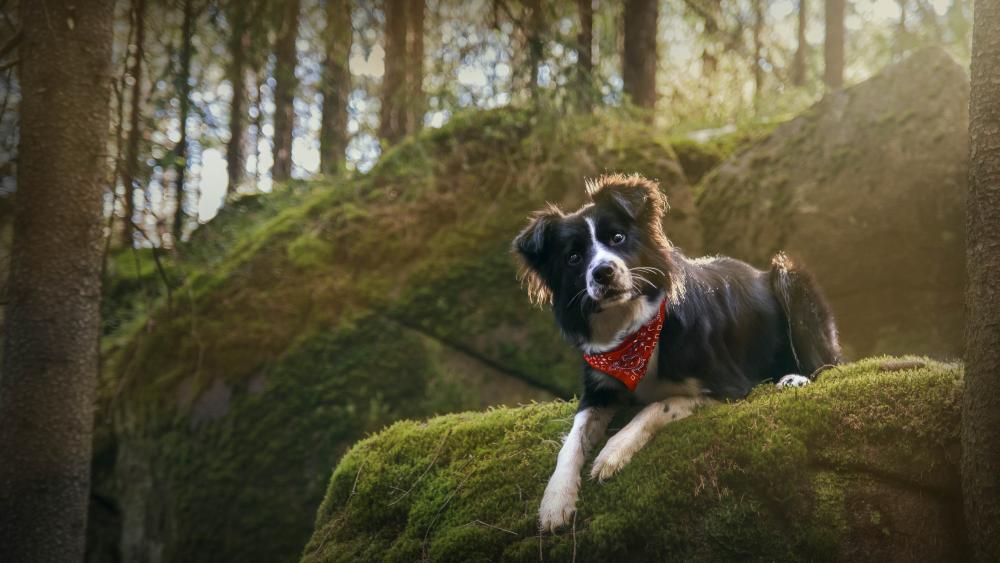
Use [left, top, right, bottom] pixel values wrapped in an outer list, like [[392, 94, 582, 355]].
[[302, 357, 965, 563]]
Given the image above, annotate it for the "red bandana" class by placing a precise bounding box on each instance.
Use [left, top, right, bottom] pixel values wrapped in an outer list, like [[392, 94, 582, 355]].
[[583, 299, 666, 392]]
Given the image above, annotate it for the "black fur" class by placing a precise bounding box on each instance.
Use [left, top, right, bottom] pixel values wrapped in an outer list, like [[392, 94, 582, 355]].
[[514, 174, 842, 411]]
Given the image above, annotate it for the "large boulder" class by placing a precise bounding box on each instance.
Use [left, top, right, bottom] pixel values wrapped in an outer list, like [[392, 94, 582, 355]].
[[92, 109, 701, 563], [301, 358, 964, 562], [697, 47, 968, 360]]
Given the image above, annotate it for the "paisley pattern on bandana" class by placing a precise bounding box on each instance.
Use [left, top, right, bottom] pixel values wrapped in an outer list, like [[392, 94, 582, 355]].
[[583, 299, 666, 392]]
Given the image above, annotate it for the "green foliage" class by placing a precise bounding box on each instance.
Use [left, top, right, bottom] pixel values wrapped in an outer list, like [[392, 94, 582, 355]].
[[302, 357, 965, 563]]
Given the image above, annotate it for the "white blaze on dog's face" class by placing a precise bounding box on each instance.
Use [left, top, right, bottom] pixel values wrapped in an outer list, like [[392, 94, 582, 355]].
[[583, 216, 631, 303]]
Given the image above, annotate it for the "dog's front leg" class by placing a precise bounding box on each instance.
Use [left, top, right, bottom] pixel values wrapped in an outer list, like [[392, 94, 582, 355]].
[[539, 406, 613, 532], [590, 396, 708, 482]]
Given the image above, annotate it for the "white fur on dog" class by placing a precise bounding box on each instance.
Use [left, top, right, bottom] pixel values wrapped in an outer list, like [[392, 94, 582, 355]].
[[539, 407, 612, 532], [590, 396, 705, 482], [776, 374, 811, 388]]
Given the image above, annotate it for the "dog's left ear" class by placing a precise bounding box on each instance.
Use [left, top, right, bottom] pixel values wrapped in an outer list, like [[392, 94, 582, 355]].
[[587, 174, 667, 223]]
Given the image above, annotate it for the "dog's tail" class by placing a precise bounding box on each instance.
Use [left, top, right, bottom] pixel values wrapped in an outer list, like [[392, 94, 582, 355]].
[[769, 252, 842, 377]]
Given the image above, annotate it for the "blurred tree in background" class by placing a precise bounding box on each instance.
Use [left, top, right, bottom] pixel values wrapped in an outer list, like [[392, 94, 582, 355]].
[[0, 0, 971, 248]]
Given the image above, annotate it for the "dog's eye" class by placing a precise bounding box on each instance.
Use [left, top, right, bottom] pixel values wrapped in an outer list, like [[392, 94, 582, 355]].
[[567, 253, 582, 265], [610, 232, 626, 245]]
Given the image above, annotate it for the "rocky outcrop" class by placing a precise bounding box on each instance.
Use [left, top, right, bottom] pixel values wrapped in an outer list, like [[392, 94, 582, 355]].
[[93, 108, 701, 563], [301, 358, 965, 562], [698, 47, 968, 360]]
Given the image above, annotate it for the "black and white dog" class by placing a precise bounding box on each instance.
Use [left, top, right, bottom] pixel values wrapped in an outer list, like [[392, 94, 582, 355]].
[[513, 174, 841, 532]]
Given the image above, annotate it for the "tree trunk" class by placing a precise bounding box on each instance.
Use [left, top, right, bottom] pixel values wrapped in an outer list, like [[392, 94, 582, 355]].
[[622, 0, 658, 113], [525, 0, 544, 100], [824, 0, 845, 89], [380, 0, 407, 146], [172, 0, 195, 243], [963, 0, 1000, 558], [319, 0, 351, 176], [752, 0, 764, 104], [405, 0, 425, 134], [121, 0, 147, 246], [226, 0, 250, 194], [272, 0, 301, 182], [0, 0, 114, 561], [792, 0, 808, 85], [576, 0, 594, 110]]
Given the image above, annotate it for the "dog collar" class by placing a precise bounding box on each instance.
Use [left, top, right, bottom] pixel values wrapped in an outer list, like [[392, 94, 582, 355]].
[[583, 298, 666, 392]]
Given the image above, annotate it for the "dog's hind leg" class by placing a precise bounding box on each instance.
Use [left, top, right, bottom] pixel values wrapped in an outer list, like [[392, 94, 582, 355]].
[[590, 396, 709, 482], [539, 406, 614, 532], [770, 252, 842, 378]]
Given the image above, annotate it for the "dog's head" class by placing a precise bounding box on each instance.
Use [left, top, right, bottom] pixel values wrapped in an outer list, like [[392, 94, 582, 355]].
[[513, 174, 673, 331]]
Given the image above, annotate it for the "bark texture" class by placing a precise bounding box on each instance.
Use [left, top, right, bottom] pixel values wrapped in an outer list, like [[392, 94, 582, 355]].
[[623, 0, 658, 112], [0, 0, 114, 561], [121, 0, 147, 245], [405, 0, 424, 133], [227, 0, 250, 193], [272, 0, 301, 182], [824, 0, 845, 89], [319, 0, 351, 175], [379, 0, 408, 145], [963, 0, 1000, 558]]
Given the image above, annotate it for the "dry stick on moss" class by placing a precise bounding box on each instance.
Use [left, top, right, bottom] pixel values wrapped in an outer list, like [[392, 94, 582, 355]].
[[389, 429, 452, 506], [463, 519, 517, 535], [307, 459, 368, 557], [422, 456, 479, 560]]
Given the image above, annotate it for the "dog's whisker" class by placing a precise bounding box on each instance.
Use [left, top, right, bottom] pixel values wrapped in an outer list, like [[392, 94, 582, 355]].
[[566, 288, 587, 309]]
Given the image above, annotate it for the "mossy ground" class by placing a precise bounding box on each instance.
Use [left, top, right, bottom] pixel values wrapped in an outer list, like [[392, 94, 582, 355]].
[[94, 107, 704, 562], [302, 357, 965, 563]]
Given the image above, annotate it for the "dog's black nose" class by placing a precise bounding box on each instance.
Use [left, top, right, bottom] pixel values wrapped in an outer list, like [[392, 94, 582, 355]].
[[593, 264, 615, 285]]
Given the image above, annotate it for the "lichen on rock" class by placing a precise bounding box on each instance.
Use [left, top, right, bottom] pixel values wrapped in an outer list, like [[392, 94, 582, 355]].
[[301, 357, 965, 563]]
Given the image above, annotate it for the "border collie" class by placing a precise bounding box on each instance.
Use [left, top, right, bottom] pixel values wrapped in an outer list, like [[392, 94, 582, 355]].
[[513, 173, 841, 532]]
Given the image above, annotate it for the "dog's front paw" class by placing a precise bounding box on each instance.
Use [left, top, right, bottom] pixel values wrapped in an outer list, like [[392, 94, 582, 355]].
[[776, 374, 811, 388], [538, 476, 578, 533], [590, 434, 636, 482]]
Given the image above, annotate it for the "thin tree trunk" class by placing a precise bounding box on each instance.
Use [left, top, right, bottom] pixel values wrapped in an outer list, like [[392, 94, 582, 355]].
[[405, 0, 424, 133], [319, 0, 351, 175], [379, 0, 407, 145], [963, 0, 1000, 558], [525, 0, 544, 101], [576, 0, 594, 110], [622, 0, 658, 114], [252, 67, 265, 190], [121, 0, 147, 246], [896, 0, 907, 59], [0, 0, 114, 561], [753, 0, 764, 104], [226, 0, 250, 194], [172, 0, 195, 243], [272, 0, 301, 182], [824, 0, 845, 89], [792, 0, 808, 85]]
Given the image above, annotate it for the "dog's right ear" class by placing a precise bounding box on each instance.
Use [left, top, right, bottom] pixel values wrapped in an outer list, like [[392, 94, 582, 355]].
[[512, 205, 561, 305]]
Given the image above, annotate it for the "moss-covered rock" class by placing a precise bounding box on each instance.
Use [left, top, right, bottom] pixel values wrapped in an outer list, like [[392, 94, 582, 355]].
[[94, 108, 701, 562], [302, 357, 966, 562], [698, 47, 968, 360]]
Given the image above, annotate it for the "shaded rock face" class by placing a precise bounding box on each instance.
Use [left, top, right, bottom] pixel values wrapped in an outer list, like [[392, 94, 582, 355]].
[[92, 110, 701, 563], [698, 47, 968, 360], [301, 358, 965, 562]]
